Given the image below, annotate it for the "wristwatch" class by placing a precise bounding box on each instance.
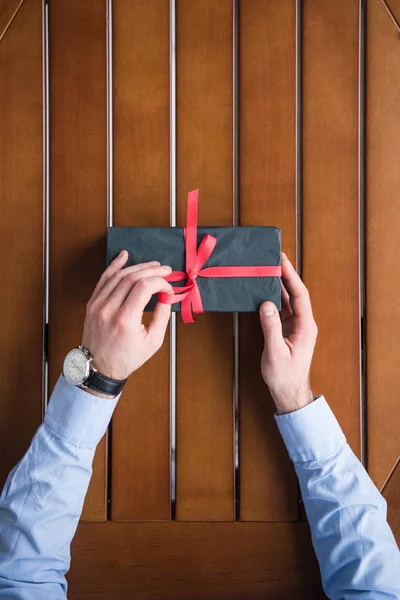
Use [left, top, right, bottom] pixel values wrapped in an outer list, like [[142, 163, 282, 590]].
[[63, 346, 127, 397]]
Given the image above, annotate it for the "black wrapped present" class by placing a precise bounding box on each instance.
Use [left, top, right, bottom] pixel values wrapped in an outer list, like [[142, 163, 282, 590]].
[[107, 190, 281, 323]]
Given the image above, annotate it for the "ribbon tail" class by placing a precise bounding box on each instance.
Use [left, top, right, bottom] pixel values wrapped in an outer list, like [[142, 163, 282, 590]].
[[181, 295, 195, 323], [190, 281, 204, 316]]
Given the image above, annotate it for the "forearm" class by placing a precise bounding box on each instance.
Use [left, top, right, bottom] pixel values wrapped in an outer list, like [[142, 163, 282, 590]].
[[0, 376, 119, 599], [296, 444, 400, 598], [276, 398, 400, 599]]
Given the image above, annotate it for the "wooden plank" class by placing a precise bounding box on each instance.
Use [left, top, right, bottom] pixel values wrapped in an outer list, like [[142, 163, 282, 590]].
[[0, 0, 24, 42], [111, 0, 170, 521], [366, 0, 400, 489], [239, 0, 298, 521], [0, 0, 42, 487], [49, 0, 108, 521], [69, 521, 325, 599], [175, 0, 234, 521], [383, 458, 400, 546], [302, 0, 360, 454]]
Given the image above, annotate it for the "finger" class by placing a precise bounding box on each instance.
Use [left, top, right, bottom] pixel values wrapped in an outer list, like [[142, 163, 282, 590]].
[[91, 250, 130, 298], [280, 280, 293, 321], [281, 253, 313, 318], [259, 302, 287, 357], [91, 251, 161, 301], [90, 262, 166, 307], [120, 276, 173, 322], [102, 266, 173, 313], [146, 301, 172, 348]]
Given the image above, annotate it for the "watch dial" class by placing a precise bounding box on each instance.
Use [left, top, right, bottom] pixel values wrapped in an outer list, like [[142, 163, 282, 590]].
[[63, 349, 89, 385]]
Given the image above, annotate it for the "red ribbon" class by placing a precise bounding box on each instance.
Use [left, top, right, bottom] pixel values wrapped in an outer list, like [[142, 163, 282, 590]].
[[158, 189, 282, 323]]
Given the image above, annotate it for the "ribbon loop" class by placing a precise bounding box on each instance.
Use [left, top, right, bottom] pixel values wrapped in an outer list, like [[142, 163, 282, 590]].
[[158, 190, 282, 323]]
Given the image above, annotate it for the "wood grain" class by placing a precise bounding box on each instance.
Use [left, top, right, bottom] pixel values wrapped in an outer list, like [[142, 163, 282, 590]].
[[382, 458, 400, 546], [175, 0, 235, 521], [366, 0, 400, 489], [49, 0, 108, 520], [0, 0, 42, 488], [302, 0, 361, 454], [111, 0, 171, 521], [0, 0, 24, 42], [239, 0, 298, 521], [69, 521, 325, 599]]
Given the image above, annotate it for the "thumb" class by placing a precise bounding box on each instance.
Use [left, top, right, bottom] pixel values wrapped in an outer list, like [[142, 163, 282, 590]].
[[259, 302, 285, 356], [147, 302, 172, 348]]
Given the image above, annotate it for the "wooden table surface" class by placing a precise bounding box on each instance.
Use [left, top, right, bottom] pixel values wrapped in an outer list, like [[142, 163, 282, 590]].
[[0, 0, 399, 597]]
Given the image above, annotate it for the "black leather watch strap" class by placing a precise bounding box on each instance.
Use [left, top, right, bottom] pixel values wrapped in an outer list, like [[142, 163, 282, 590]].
[[84, 369, 127, 397]]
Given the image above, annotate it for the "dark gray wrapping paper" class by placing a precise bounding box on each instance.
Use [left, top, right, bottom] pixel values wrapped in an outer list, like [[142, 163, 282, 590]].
[[107, 226, 281, 313]]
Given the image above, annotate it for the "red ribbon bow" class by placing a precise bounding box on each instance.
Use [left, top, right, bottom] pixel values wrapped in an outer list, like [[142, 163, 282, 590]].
[[158, 189, 282, 323]]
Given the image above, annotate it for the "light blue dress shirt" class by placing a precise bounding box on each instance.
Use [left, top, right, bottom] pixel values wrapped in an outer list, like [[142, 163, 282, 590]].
[[0, 375, 399, 599]]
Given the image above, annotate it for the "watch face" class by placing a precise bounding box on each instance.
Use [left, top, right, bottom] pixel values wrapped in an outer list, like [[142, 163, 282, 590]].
[[63, 348, 90, 386]]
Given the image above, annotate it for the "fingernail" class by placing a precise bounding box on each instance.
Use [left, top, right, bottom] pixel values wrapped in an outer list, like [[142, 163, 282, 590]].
[[149, 261, 160, 265], [261, 304, 275, 317], [281, 252, 287, 260], [162, 265, 172, 270]]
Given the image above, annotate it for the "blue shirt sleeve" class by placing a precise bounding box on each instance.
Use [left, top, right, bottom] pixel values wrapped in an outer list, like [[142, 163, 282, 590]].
[[275, 397, 400, 599], [0, 375, 120, 600], [1, 382, 399, 600]]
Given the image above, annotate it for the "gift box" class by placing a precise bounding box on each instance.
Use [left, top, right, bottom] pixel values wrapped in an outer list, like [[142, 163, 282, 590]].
[[106, 190, 282, 323]]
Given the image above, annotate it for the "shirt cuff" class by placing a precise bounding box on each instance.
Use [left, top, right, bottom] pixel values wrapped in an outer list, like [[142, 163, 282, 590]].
[[274, 396, 346, 464], [44, 374, 121, 447]]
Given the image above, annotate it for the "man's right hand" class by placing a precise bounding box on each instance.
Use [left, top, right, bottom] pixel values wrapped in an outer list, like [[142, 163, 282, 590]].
[[259, 253, 318, 415]]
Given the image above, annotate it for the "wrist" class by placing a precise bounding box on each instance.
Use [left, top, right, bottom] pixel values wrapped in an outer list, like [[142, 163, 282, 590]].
[[87, 352, 129, 381], [80, 386, 117, 400], [270, 386, 314, 415]]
